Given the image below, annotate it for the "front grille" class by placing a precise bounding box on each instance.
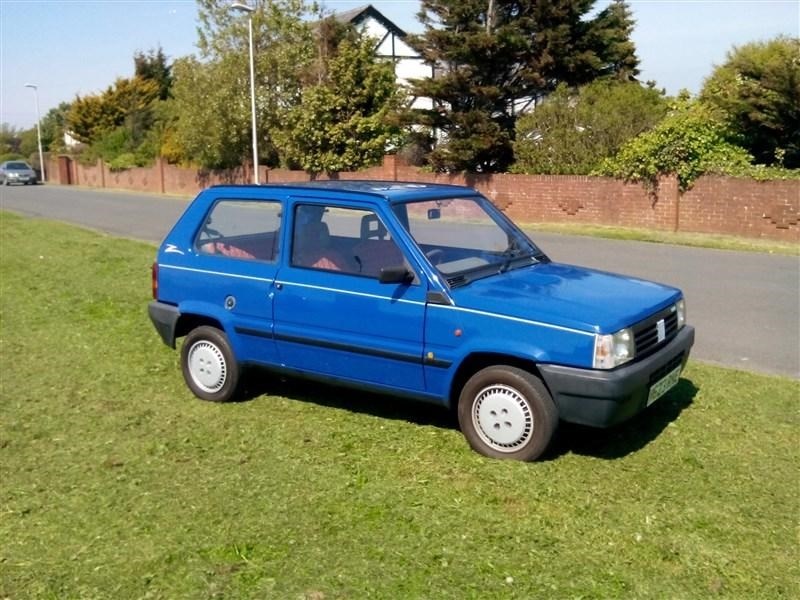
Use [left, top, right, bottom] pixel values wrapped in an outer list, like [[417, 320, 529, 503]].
[[633, 305, 679, 358]]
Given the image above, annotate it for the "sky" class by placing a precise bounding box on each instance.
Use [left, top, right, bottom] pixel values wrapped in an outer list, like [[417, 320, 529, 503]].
[[1, 0, 798, 129]]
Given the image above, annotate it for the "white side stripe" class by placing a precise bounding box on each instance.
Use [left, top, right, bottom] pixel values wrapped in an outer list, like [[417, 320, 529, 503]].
[[278, 280, 425, 306], [160, 264, 274, 284], [429, 303, 595, 336]]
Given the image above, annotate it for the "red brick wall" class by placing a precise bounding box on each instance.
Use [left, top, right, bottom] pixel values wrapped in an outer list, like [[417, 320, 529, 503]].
[[104, 164, 162, 194], [46, 155, 799, 242], [679, 176, 799, 242], [74, 160, 104, 188]]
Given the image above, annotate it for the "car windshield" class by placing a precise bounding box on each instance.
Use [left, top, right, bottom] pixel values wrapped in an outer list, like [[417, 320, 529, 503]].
[[392, 196, 545, 287], [7, 162, 30, 170]]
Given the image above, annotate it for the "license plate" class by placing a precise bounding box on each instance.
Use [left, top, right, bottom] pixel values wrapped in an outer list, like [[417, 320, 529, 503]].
[[647, 366, 682, 406]]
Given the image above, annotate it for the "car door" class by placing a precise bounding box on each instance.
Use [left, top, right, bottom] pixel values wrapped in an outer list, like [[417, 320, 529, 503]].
[[190, 197, 283, 364], [272, 200, 428, 393]]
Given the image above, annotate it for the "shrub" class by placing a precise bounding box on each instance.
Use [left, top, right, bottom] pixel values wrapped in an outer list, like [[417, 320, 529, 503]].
[[513, 81, 667, 175], [594, 100, 754, 191], [108, 153, 141, 172], [700, 36, 800, 168]]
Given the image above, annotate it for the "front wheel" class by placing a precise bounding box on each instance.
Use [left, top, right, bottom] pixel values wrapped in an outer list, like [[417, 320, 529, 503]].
[[458, 365, 557, 461], [181, 326, 240, 402]]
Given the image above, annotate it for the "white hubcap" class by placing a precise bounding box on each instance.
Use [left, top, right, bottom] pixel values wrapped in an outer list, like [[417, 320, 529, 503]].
[[473, 384, 533, 452], [187, 340, 227, 393]]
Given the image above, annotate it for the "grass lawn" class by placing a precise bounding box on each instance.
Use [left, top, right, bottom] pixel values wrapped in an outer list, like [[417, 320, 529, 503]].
[[1, 212, 798, 599]]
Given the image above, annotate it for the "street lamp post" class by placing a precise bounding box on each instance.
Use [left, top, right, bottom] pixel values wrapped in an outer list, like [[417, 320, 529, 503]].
[[230, 2, 259, 184], [24, 83, 46, 183]]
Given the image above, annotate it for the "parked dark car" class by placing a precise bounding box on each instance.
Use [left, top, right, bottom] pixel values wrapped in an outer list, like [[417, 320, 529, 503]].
[[0, 160, 38, 185], [149, 181, 694, 461]]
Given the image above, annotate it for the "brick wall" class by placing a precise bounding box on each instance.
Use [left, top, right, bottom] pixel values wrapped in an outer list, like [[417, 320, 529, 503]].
[[679, 176, 799, 241], [104, 164, 162, 194], [47, 155, 799, 242]]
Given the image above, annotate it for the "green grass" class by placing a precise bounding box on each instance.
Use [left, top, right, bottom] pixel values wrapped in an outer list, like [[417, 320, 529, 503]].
[[1, 211, 798, 599], [523, 222, 800, 256]]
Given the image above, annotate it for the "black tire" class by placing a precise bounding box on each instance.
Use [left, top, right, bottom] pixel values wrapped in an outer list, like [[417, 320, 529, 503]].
[[457, 365, 558, 461], [180, 326, 240, 402]]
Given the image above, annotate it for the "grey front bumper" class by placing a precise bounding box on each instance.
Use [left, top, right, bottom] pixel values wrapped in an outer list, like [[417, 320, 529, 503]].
[[538, 325, 695, 428]]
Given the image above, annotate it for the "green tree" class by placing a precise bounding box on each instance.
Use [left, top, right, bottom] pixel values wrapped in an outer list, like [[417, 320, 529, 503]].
[[407, 0, 639, 172], [170, 0, 316, 168], [134, 47, 173, 100], [9, 103, 70, 165], [700, 36, 800, 168], [594, 99, 753, 191], [18, 128, 40, 159], [274, 35, 401, 175], [67, 73, 160, 169], [514, 80, 666, 174], [169, 55, 252, 168], [67, 77, 159, 144], [586, 0, 639, 81], [40, 102, 72, 152], [0, 123, 23, 160], [107, 77, 160, 143], [7, 102, 69, 168], [67, 93, 115, 143]]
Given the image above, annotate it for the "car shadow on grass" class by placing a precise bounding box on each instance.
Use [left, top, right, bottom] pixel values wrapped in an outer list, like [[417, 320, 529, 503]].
[[239, 370, 698, 461], [544, 377, 699, 461], [238, 370, 459, 430]]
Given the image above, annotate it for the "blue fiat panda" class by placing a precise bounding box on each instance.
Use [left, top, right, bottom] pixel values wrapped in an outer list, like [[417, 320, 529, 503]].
[[149, 181, 694, 461]]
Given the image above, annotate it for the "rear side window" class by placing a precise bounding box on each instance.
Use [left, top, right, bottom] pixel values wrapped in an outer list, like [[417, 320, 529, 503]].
[[196, 200, 282, 262]]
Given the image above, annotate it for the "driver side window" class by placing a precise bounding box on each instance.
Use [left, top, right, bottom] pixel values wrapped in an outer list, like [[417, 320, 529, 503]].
[[291, 204, 407, 278]]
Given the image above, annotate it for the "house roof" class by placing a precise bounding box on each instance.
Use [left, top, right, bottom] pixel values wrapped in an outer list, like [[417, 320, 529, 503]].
[[334, 4, 408, 38]]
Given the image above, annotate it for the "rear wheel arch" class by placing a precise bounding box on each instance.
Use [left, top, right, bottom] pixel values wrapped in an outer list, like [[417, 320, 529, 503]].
[[175, 313, 225, 341]]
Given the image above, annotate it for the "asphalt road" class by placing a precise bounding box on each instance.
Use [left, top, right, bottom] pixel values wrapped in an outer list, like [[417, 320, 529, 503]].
[[3, 184, 798, 378]]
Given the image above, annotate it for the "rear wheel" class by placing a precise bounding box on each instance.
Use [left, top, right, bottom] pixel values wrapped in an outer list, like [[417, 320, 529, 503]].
[[458, 365, 557, 461], [181, 326, 240, 402]]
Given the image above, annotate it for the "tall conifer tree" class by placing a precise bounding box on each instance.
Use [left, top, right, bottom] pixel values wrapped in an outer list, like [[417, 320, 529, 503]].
[[407, 0, 638, 172]]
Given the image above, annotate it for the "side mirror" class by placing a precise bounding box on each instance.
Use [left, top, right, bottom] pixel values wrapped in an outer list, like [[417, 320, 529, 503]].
[[427, 208, 441, 220], [379, 265, 414, 284]]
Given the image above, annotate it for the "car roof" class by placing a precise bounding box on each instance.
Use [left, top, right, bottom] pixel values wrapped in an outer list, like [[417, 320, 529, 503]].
[[208, 180, 479, 203]]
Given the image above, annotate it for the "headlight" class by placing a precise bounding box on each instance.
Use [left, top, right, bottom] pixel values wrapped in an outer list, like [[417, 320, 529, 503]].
[[676, 298, 686, 329], [594, 327, 634, 369]]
